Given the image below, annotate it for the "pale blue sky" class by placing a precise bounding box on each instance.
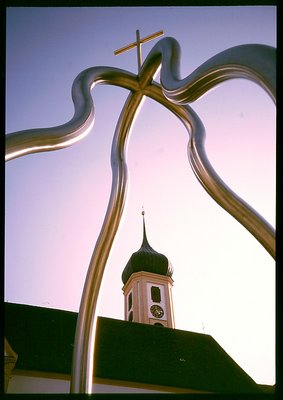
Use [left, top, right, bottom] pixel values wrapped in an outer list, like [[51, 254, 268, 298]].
[[6, 6, 276, 385]]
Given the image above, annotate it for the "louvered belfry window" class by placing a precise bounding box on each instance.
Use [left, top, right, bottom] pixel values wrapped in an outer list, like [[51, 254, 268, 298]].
[[151, 286, 161, 303], [128, 311, 133, 322], [128, 292, 132, 310]]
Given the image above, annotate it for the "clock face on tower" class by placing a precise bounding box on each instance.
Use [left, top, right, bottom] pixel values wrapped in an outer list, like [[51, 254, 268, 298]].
[[150, 304, 164, 318]]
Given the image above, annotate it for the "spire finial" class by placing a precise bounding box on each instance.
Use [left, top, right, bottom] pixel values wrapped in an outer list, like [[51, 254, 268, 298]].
[[141, 206, 150, 247]]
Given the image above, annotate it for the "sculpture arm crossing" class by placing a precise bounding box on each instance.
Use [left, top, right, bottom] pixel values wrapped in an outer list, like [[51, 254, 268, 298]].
[[141, 38, 276, 103], [5, 68, 139, 161], [5, 37, 276, 394], [5, 39, 276, 161]]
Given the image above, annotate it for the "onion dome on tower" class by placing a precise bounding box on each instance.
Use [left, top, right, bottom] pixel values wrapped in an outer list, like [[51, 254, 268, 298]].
[[121, 211, 173, 285]]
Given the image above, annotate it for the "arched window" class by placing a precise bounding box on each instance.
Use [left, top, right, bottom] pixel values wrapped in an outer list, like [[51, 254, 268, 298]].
[[154, 322, 164, 327]]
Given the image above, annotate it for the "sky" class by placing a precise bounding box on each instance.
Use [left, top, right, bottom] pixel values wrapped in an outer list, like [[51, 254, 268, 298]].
[[5, 6, 276, 386]]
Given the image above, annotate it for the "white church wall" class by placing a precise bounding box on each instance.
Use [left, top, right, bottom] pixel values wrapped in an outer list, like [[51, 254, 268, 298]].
[[7, 374, 70, 393], [7, 373, 168, 394]]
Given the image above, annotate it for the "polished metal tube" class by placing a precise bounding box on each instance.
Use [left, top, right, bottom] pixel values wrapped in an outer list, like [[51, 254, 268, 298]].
[[5, 37, 276, 393], [143, 84, 275, 259], [136, 30, 142, 73], [141, 38, 276, 103], [5, 67, 139, 161], [70, 89, 145, 392]]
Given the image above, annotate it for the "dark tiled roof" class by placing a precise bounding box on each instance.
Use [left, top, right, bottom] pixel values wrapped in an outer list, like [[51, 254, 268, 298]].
[[94, 316, 260, 393], [5, 302, 261, 393], [4, 302, 77, 375]]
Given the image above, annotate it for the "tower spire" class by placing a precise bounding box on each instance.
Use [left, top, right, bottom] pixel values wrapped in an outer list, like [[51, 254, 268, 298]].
[[122, 209, 175, 327], [141, 207, 150, 247]]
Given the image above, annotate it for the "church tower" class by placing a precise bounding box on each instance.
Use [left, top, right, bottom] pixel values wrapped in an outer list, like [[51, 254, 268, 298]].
[[122, 212, 175, 328]]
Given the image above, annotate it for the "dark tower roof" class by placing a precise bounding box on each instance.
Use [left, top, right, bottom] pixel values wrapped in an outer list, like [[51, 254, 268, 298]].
[[121, 212, 173, 285]]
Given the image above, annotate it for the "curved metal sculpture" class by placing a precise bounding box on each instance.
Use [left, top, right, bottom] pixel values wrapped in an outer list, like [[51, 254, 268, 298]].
[[5, 37, 276, 393]]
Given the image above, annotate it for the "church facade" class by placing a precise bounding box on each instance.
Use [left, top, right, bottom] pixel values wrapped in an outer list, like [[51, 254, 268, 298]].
[[4, 214, 273, 394]]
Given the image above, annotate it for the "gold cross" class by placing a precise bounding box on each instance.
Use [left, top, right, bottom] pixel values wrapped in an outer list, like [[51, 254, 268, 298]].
[[114, 30, 164, 72]]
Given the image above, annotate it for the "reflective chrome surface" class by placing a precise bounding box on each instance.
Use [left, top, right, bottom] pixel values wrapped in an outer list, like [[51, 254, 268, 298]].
[[5, 37, 276, 393], [5, 67, 139, 161]]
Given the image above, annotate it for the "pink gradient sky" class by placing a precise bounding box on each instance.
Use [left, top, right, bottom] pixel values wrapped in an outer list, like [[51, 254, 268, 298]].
[[6, 6, 276, 385]]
